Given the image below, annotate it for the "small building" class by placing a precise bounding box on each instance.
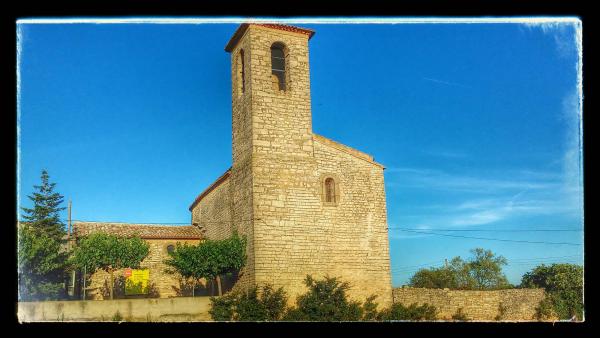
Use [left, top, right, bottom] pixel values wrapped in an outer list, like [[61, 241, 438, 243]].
[[71, 222, 205, 299]]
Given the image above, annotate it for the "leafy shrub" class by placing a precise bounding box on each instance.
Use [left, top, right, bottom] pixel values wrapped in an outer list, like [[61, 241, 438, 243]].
[[451, 308, 469, 321], [379, 303, 438, 321], [209, 292, 237, 321], [209, 275, 440, 322], [283, 275, 363, 321], [209, 284, 288, 321], [362, 295, 380, 321], [521, 263, 583, 320]]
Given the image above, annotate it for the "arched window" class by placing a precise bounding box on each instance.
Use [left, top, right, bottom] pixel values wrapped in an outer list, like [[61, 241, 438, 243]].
[[271, 43, 286, 91], [325, 177, 336, 203], [166, 244, 175, 254]]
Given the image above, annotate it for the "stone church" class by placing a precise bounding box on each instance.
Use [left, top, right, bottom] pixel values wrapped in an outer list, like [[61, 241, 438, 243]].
[[71, 23, 392, 306], [189, 23, 393, 307]]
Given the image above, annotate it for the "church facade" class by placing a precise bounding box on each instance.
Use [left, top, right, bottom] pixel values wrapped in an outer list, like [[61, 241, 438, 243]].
[[190, 23, 393, 307]]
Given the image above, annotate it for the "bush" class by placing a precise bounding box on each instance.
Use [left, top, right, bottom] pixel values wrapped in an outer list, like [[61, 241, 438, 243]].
[[209, 284, 288, 321], [209, 275, 440, 322], [379, 303, 438, 321], [521, 263, 583, 320], [209, 292, 237, 321], [283, 275, 363, 321]]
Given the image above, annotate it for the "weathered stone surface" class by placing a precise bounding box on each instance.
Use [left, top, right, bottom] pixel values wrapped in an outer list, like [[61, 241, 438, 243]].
[[18, 297, 213, 322], [393, 287, 548, 321], [190, 24, 393, 308]]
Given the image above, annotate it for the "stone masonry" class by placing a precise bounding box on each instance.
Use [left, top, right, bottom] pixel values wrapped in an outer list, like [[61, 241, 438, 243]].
[[393, 287, 548, 321], [189, 24, 393, 308]]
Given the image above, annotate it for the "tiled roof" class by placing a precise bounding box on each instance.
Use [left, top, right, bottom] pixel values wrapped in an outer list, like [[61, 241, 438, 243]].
[[189, 167, 231, 211], [225, 23, 315, 52], [72, 222, 204, 240]]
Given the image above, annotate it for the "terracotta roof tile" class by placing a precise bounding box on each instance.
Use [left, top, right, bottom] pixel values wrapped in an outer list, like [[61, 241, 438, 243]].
[[72, 222, 204, 240]]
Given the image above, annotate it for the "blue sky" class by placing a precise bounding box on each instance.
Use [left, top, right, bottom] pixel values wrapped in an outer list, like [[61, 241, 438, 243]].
[[17, 19, 583, 287]]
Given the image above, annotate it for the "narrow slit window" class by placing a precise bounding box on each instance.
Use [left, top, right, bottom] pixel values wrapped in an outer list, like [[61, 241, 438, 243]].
[[236, 49, 245, 96], [271, 43, 286, 91], [240, 50, 245, 94], [325, 178, 336, 203]]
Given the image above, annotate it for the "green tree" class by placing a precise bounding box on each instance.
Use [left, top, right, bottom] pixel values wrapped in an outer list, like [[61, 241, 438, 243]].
[[21, 170, 66, 241], [467, 248, 510, 290], [409, 248, 511, 290], [69, 233, 149, 299], [18, 224, 68, 300], [283, 275, 363, 321], [18, 170, 68, 300], [520, 263, 583, 320], [409, 266, 458, 289], [164, 233, 246, 296]]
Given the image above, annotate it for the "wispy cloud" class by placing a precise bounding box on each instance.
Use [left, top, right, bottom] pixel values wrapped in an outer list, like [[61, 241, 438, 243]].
[[523, 21, 581, 59], [386, 167, 560, 193], [386, 164, 581, 231], [422, 77, 472, 89]]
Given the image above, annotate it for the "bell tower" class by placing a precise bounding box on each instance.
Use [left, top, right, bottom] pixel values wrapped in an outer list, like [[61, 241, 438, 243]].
[[226, 23, 316, 164], [225, 23, 319, 292]]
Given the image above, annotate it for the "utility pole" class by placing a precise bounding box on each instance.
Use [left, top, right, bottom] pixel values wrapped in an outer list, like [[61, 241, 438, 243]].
[[67, 199, 75, 297], [445, 258, 448, 268], [67, 199, 72, 245]]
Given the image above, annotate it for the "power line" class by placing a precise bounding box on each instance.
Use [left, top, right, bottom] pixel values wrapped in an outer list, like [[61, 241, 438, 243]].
[[507, 254, 581, 262], [393, 229, 582, 246], [389, 227, 581, 232], [392, 255, 582, 272]]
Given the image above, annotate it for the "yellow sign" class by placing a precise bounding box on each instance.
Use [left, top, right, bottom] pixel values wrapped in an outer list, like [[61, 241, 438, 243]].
[[125, 269, 150, 295]]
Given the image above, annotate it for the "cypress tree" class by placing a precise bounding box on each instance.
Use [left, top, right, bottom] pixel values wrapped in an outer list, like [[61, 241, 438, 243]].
[[18, 169, 68, 300], [21, 169, 67, 241]]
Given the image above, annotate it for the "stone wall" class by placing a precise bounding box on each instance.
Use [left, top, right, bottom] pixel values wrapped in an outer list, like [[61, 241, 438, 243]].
[[86, 238, 202, 300], [392, 287, 547, 321], [192, 175, 233, 240], [18, 297, 212, 322]]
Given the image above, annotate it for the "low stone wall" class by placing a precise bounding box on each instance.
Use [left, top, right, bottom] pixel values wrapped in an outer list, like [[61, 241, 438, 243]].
[[392, 287, 546, 321], [18, 297, 212, 322]]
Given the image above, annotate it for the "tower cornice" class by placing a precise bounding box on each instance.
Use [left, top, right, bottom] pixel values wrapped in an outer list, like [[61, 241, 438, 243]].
[[225, 23, 315, 52]]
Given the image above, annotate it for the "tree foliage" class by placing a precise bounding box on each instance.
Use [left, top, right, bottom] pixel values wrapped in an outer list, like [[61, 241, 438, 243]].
[[283, 275, 364, 321], [18, 225, 68, 300], [18, 170, 68, 300], [209, 284, 288, 321], [164, 233, 247, 296], [69, 233, 149, 299], [209, 275, 439, 321], [520, 263, 583, 320], [378, 302, 438, 321], [409, 248, 511, 290], [21, 170, 66, 242]]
